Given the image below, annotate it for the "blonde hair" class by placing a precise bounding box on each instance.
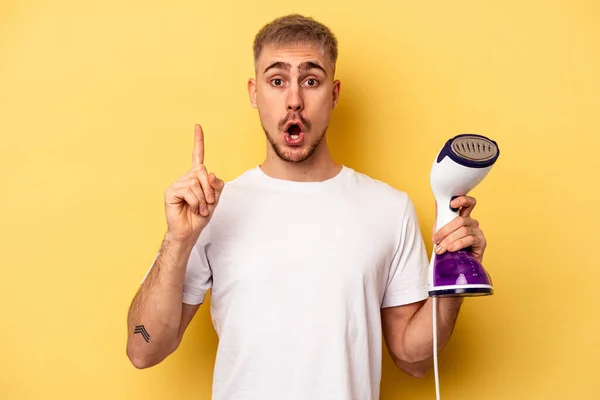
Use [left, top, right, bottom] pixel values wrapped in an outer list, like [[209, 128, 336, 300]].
[[252, 14, 338, 71]]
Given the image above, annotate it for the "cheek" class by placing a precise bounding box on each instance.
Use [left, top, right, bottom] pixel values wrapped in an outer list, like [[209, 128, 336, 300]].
[[257, 94, 282, 129], [306, 91, 333, 120], [257, 87, 282, 111], [258, 107, 276, 128]]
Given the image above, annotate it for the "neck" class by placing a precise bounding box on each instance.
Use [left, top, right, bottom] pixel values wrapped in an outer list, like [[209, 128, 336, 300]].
[[259, 136, 342, 182]]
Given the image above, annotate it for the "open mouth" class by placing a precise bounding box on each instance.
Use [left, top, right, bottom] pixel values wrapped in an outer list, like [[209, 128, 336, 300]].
[[283, 122, 305, 145], [287, 124, 302, 139]]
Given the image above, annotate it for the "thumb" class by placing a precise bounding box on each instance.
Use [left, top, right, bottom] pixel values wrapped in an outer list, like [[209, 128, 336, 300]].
[[209, 173, 225, 200]]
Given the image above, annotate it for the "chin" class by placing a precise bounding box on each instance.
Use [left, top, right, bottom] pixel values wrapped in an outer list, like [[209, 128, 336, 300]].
[[274, 144, 315, 163]]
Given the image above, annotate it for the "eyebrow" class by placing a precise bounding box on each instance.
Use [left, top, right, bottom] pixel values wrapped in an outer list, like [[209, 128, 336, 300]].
[[263, 61, 327, 76], [298, 61, 327, 75]]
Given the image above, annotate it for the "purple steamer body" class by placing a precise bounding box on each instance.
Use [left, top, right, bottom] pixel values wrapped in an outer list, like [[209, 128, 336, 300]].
[[429, 249, 493, 297]]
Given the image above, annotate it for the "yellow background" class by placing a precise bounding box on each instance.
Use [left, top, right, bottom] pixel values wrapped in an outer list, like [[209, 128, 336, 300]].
[[1, 0, 598, 399]]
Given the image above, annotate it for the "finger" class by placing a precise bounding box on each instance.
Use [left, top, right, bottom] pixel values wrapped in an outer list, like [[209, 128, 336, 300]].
[[192, 124, 205, 167], [189, 178, 209, 217], [178, 164, 206, 181], [208, 173, 225, 199], [450, 195, 476, 209], [437, 235, 482, 254], [435, 226, 474, 253], [169, 186, 201, 215], [186, 186, 207, 216], [172, 178, 205, 209], [194, 166, 215, 205], [175, 167, 215, 208], [450, 195, 477, 217], [433, 216, 475, 244]]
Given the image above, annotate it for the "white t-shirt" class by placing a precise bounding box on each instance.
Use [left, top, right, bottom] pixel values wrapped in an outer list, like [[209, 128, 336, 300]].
[[155, 165, 428, 399]]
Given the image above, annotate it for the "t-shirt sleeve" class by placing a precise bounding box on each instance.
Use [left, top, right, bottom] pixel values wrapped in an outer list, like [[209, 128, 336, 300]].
[[381, 196, 429, 308], [140, 229, 213, 306], [180, 235, 213, 305]]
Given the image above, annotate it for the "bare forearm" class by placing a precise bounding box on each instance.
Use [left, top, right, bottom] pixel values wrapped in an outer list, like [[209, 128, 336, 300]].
[[404, 297, 463, 366], [126, 233, 195, 368]]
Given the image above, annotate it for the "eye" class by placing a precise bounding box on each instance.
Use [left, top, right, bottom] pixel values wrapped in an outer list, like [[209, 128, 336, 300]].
[[271, 78, 284, 87], [305, 79, 318, 87]]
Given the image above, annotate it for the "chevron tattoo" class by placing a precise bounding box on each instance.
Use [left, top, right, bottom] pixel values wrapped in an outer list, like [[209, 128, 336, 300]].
[[134, 325, 150, 343]]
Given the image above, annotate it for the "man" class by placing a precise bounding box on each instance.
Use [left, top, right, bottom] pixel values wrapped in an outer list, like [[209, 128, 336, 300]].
[[126, 14, 488, 400]]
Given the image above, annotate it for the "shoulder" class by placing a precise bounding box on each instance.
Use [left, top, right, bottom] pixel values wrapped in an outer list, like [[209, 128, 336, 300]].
[[347, 169, 426, 245], [347, 167, 412, 208], [208, 166, 267, 213], [223, 167, 260, 187], [218, 167, 261, 196], [345, 168, 424, 237]]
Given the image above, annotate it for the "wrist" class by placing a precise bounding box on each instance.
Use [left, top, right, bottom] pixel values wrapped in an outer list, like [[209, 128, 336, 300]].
[[164, 231, 199, 251], [160, 233, 198, 266]]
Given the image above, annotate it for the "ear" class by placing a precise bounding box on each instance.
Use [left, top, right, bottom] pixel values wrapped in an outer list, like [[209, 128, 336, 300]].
[[248, 78, 257, 109], [332, 79, 341, 110]]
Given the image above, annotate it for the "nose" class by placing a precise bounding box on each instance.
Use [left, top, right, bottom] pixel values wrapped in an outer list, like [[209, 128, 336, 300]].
[[286, 84, 303, 112], [287, 102, 302, 112]]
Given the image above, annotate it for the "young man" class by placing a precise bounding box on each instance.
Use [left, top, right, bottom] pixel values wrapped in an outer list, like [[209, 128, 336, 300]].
[[126, 14, 488, 400]]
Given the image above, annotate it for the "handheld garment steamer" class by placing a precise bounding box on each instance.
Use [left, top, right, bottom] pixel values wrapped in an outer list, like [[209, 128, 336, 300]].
[[428, 134, 500, 400]]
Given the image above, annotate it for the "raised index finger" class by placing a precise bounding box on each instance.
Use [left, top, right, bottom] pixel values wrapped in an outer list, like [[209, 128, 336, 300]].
[[192, 124, 205, 166]]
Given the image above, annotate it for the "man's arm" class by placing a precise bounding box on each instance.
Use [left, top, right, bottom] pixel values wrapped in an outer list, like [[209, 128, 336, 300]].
[[383, 194, 485, 378], [126, 234, 200, 369], [381, 297, 463, 378], [126, 124, 224, 369]]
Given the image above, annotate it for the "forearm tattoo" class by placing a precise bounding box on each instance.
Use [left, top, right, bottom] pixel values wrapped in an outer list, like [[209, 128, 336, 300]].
[[134, 325, 150, 343]]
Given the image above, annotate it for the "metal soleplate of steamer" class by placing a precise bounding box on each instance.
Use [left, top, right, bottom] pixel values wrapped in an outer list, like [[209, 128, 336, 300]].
[[450, 135, 498, 162]]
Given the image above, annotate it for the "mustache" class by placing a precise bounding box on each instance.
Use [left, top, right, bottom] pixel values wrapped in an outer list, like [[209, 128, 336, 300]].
[[278, 113, 312, 132]]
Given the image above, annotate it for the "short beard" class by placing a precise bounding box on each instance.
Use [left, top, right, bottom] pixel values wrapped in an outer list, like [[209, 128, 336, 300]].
[[262, 124, 327, 163]]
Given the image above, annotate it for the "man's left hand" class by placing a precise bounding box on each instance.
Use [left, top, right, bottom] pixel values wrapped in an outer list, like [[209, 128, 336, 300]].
[[431, 195, 487, 262]]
